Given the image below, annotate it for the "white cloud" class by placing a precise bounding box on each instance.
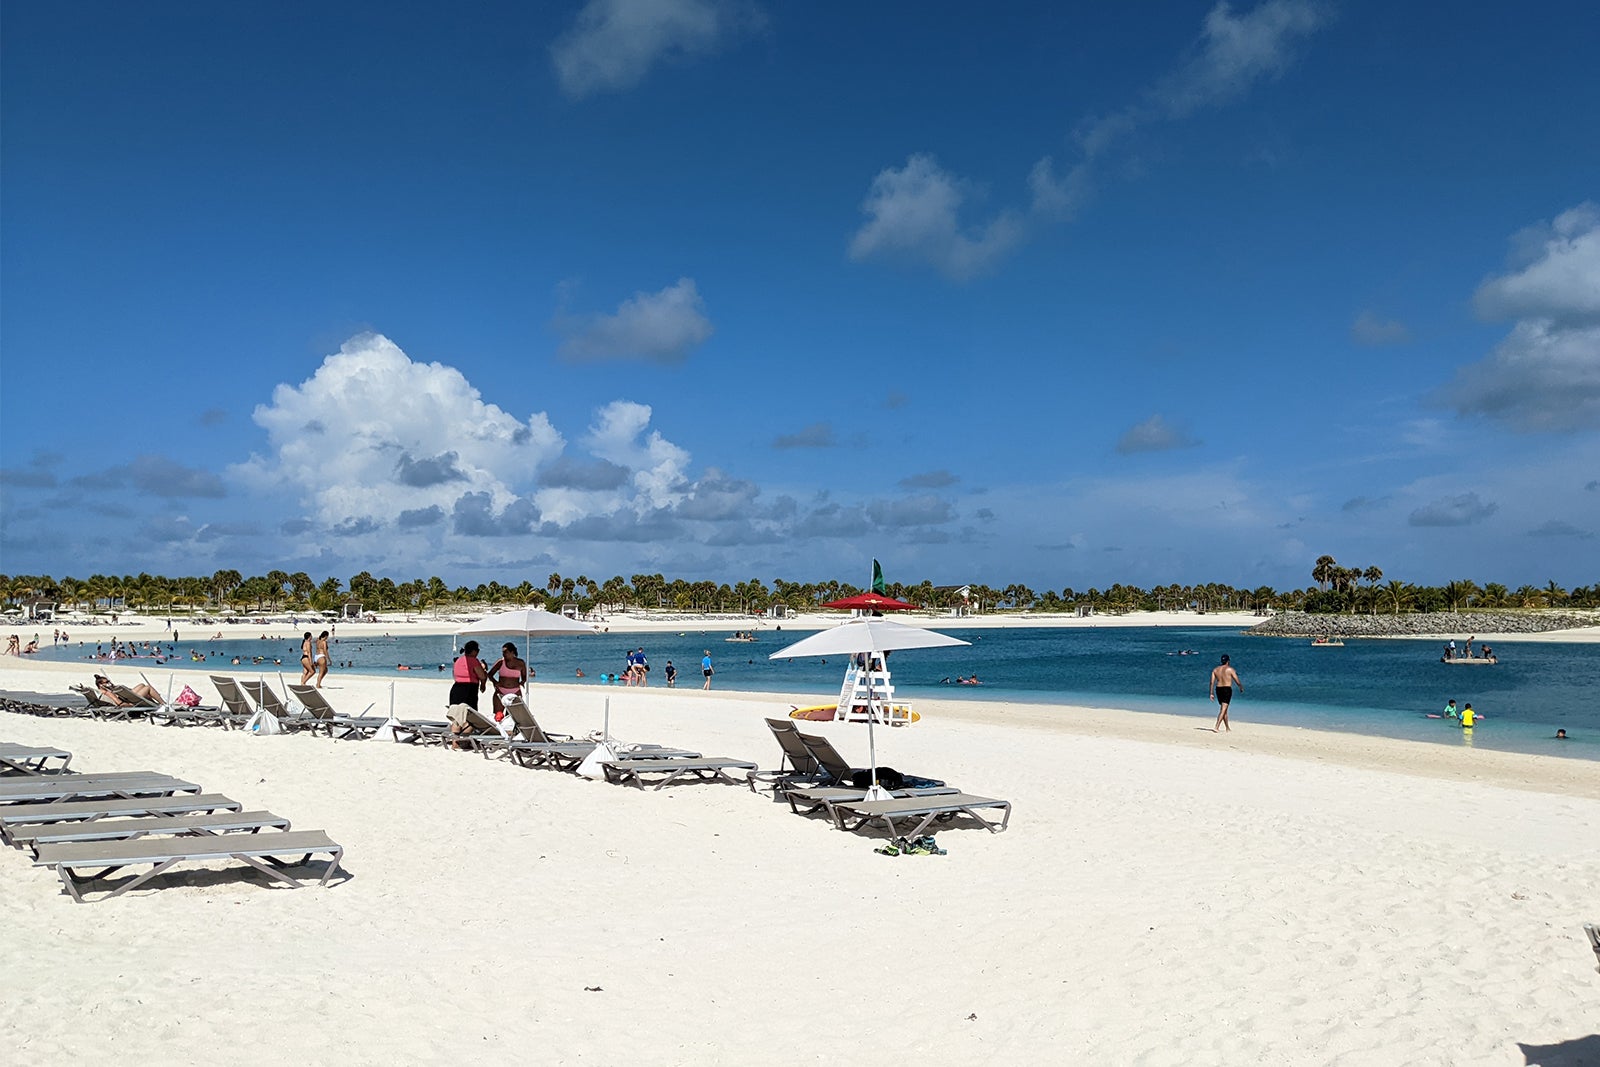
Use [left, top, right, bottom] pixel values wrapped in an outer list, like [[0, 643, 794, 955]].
[[1445, 204, 1600, 431], [847, 154, 1026, 281], [1350, 311, 1412, 346], [580, 400, 691, 509], [1029, 2, 1325, 221], [1408, 492, 1498, 527], [1116, 414, 1201, 454], [557, 278, 714, 364], [1473, 203, 1600, 327], [1154, 1, 1329, 118], [550, 0, 757, 98], [234, 333, 564, 527]]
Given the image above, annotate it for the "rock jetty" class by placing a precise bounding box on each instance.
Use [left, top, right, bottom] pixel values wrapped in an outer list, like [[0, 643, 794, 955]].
[[1247, 611, 1598, 639]]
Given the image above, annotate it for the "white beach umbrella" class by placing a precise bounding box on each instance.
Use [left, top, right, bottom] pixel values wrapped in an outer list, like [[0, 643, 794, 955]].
[[769, 618, 969, 800], [455, 607, 601, 639]]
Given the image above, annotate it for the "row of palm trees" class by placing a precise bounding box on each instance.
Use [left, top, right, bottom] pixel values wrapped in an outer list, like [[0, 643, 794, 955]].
[[3, 567, 1597, 619]]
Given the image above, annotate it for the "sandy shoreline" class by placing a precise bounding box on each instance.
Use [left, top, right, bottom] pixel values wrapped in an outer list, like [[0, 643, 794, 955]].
[[3, 649, 1597, 1063]]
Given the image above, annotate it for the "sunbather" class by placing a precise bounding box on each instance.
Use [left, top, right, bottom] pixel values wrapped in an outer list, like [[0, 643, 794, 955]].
[[93, 674, 162, 706]]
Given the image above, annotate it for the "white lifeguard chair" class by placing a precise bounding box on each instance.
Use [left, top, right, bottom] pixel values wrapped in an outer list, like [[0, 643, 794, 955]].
[[835, 659, 918, 726]]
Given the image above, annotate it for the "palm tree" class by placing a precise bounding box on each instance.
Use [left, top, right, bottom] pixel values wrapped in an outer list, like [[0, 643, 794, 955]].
[[1385, 579, 1411, 615], [1545, 580, 1567, 607], [1312, 555, 1337, 590]]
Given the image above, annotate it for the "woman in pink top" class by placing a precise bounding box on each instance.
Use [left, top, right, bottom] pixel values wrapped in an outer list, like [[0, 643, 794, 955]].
[[488, 642, 530, 722], [447, 641, 490, 749]]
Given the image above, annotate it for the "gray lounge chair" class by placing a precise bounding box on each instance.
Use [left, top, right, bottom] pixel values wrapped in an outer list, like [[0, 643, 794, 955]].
[[287, 684, 384, 739], [34, 829, 345, 902], [0, 772, 202, 807], [0, 794, 243, 846], [827, 792, 1013, 841], [796, 730, 943, 791], [135, 673, 226, 729], [601, 756, 758, 790], [782, 783, 959, 821], [0, 743, 72, 776], [747, 718, 825, 794], [210, 676, 259, 730], [238, 680, 308, 729], [11, 811, 291, 856], [1587, 923, 1600, 973]]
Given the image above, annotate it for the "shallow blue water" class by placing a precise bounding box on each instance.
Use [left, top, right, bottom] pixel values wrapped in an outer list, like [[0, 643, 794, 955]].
[[31, 626, 1599, 760]]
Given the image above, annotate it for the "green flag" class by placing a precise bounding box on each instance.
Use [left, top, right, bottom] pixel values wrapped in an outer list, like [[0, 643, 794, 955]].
[[871, 559, 886, 595]]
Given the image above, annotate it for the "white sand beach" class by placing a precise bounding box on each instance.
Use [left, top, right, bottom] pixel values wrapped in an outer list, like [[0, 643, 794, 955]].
[[2, 651, 1597, 1065]]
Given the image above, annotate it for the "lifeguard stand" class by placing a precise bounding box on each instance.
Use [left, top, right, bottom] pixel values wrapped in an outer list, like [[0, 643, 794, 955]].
[[835, 659, 917, 726]]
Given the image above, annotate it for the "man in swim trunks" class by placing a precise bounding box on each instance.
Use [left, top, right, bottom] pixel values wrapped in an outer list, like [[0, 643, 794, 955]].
[[1209, 654, 1242, 733]]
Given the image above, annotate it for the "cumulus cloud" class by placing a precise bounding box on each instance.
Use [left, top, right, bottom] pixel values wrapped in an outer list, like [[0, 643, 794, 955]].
[[397, 505, 445, 529], [72, 455, 226, 498], [581, 400, 692, 509], [452, 493, 541, 538], [556, 278, 714, 364], [1350, 311, 1412, 346], [1116, 415, 1201, 454], [1408, 492, 1498, 527], [1444, 204, 1600, 431], [773, 422, 837, 450], [899, 470, 959, 489], [674, 468, 760, 520], [865, 494, 956, 527], [1341, 495, 1389, 513], [395, 451, 468, 488], [550, 0, 759, 98], [234, 333, 564, 528], [847, 154, 1026, 281], [538, 455, 631, 491], [1527, 519, 1594, 540]]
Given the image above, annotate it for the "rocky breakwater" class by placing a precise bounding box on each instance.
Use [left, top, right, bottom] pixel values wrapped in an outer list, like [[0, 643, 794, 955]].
[[1247, 611, 1599, 639]]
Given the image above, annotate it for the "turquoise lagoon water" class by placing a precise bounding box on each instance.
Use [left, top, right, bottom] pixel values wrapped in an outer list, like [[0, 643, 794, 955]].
[[32, 626, 1598, 760]]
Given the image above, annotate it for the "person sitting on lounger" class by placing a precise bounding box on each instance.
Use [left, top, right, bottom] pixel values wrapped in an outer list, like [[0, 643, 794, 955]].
[[488, 642, 528, 722], [94, 674, 162, 705]]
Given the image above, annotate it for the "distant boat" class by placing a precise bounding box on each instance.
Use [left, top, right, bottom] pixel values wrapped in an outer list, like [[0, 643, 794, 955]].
[[1310, 637, 1345, 647], [1442, 656, 1497, 665]]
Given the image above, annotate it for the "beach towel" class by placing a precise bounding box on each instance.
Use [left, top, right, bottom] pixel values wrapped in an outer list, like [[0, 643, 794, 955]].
[[175, 684, 201, 707]]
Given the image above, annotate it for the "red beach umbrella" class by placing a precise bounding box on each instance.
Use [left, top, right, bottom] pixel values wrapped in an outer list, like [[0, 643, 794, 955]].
[[820, 593, 919, 612]]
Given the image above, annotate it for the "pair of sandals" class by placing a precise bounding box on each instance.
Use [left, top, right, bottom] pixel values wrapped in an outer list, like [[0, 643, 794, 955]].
[[874, 835, 946, 857]]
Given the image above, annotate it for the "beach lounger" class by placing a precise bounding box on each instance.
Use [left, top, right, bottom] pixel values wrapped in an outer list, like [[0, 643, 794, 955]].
[[747, 718, 825, 794], [287, 684, 384, 739], [88, 684, 160, 721], [211, 676, 259, 730], [34, 829, 345, 902], [0, 794, 243, 846], [387, 719, 453, 745], [782, 784, 960, 821], [796, 731, 944, 791], [238, 680, 312, 731], [0, 772, 202, 806], [827, 792, 1013, 841], [0, 743, 72, 776], [601, 757, 757, 790], [11, 811, 291, 855], [134, 673, 226, 729]]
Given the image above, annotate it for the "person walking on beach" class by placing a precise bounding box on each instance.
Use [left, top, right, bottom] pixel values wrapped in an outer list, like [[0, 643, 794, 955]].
[[1209, 654, 1242, 732], [314, 630, 331, 688], [701, 650, 714, 690], [299, 631, 314, 683]]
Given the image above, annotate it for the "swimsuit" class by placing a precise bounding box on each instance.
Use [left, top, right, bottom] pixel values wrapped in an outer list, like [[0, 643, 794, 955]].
[[495, 664, 523, 693], [1215, 686, 1232, 703]]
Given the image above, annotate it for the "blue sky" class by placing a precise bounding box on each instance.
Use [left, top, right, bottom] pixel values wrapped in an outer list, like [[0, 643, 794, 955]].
[[2, 1, 1597, 591]]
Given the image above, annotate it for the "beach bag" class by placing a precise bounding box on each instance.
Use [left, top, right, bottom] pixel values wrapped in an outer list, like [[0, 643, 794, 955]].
[[175, 684, 201, 707], [575, 739, 617, 780], [246, 708, 284, 736]]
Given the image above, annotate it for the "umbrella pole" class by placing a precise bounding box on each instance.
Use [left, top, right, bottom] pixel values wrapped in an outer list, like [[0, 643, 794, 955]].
[[864, 665, 885, 801], [604, 697, 611, 744]]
